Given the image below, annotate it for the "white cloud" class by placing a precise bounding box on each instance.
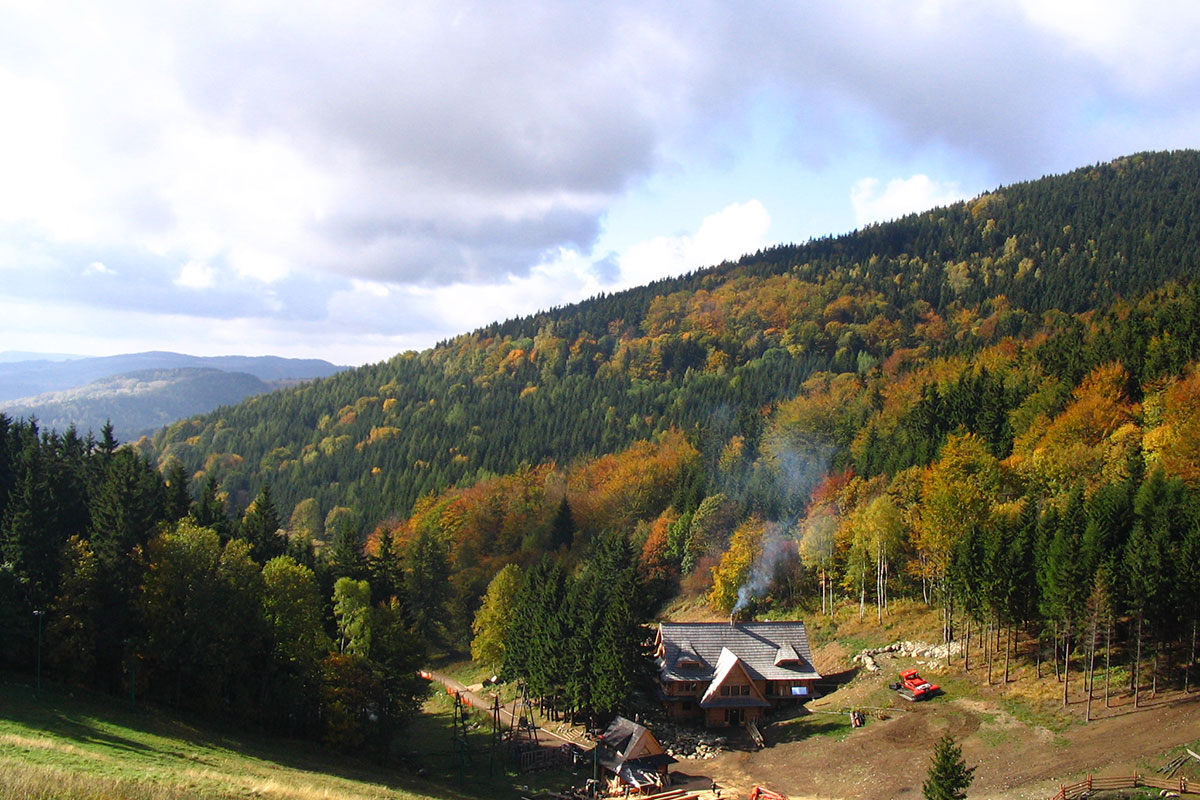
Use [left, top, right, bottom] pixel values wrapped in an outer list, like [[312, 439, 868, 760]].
[[1015, 0, 1200, 93], [84, 261, 115, 276], [850, 175, 966, 227], [2, 2, 1199, 363], [617, 200, 771, 286], [175, 260, 214, 289]]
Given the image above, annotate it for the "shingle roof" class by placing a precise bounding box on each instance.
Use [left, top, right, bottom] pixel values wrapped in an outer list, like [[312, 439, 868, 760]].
[[595, 716, 676, 775], [657, 621, 821, 682]]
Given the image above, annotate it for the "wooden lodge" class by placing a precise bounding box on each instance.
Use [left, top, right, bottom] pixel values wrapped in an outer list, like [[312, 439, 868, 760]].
[[653, 621, 821, 727]]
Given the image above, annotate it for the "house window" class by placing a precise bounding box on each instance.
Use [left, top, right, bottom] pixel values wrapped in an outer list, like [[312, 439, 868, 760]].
[[741, 685, 751, 696]]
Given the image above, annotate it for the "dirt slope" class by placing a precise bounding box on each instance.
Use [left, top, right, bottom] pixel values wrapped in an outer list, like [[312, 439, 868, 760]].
[[697, 646, 1200, 800]]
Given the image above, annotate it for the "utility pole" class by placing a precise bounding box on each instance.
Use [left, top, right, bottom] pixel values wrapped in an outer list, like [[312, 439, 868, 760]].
[[32, 610, 43, 697]]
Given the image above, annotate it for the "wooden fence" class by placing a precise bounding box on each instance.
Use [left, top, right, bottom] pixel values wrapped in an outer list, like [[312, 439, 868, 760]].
[[517, 744, 572, 773], [1049, 773, 1194, 799]]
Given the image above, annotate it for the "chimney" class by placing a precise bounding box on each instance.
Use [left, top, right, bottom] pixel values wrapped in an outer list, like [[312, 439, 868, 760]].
[[729, 610, 736, 627]]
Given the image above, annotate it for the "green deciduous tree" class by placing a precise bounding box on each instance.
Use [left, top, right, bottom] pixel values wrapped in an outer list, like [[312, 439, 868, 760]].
[[333, 577, 372, 656], [471, 563, 522, 672]]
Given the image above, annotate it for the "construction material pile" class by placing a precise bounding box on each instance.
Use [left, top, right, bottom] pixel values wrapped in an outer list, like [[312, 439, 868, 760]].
[[652, 722, 728, 760], [852, 640, 963, 672]]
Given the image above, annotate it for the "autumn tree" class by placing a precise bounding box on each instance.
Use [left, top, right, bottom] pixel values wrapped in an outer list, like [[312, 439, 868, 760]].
[[708, 518, 765, 613], [471, 563, 523, 672], [918, 433, 1001, 645], [46, 536, 99, 685]]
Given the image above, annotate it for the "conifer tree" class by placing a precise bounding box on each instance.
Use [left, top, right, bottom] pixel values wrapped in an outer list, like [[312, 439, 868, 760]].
[[193, 475, 229, 537], [529, 558, 569, 703], [403, 528, 450, 643], [241, 484, 284, 564], [367, 525, 401, 602], [550, 497, 576, 549], [923, 733, 974, 800], [325, 506, 365, 581], [502, 558, 546, 682], [591, 564, 638, 715], [163, 461, 192, 521]]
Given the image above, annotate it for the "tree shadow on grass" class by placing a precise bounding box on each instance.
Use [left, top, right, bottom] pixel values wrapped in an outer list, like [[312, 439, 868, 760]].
[[0, 675, 479, 799]]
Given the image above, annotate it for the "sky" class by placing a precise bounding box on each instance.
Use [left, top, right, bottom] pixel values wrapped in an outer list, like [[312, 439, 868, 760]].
[[2, 1, 1199, 366]]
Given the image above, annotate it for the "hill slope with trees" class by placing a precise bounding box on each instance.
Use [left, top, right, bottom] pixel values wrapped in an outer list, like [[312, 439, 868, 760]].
[[142, 151, 1200, 525], [4, 150, 1200, 755]]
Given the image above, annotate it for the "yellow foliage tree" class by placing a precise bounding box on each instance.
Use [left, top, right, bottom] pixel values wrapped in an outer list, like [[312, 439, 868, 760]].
[[707, 518, 765, 613]]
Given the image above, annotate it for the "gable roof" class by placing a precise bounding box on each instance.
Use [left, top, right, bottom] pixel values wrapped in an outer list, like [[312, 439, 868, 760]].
[[596, 716, 675, 777], [699, 648, 770, 708], [657, 621, 821, 682]]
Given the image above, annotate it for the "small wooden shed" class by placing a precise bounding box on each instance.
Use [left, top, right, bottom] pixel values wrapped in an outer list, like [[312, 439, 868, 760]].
[[594, 716, 676, 794]]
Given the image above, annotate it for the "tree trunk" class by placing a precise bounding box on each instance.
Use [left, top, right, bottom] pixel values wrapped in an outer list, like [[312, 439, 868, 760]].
[[1188, 619, 1196, 694], [945, 588, 954, 668], [858, 565, 865, 623], [1152, 638, 1159, 697], [820, 569, 827, 616], [985, 618, 992, 686], [883, 559, 889, 614], [965, 617, 971, 672], [1086, 613, 1097, 722], [1062, 619, 1071, 707], [1053, 621, 1061, 682], [1134, 614, 1143, 708], [1104, 616, 1111, 708], [1004, 624, 1012, 684], [1036, 627, 1043, 680]]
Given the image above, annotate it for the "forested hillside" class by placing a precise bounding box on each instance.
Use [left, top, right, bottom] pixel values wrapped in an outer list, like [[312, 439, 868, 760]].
[[146, 151, 1200, 525], [4, 368, 277, 443], [4, 151, 1200, 750]]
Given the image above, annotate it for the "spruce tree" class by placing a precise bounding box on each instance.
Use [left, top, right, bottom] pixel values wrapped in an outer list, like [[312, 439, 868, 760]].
[[193, 476, 229, 537], [550, 497, 576, 550], [163, 462, 192, 521], [923, 732, 974, 800], [403, 528, 450, 644], [240, 484, 283, 563]]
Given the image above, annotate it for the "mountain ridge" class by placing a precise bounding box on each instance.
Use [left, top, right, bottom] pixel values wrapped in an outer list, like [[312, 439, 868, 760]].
[[143, 150, 1200, 522], [0, 351, 345, 403]]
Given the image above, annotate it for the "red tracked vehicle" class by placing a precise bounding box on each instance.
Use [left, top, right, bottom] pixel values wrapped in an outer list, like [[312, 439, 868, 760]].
[[892, 668, 940, 701]]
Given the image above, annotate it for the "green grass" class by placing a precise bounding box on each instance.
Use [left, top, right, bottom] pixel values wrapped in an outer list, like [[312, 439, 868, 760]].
[[409, 689, 579, 797], [0, 674, 559, 800], [769, 711, 854, 744]]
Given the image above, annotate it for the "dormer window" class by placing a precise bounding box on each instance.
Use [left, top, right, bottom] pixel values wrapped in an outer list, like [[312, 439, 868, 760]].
[[774, 643, 801, 666], [674, 639, 705, 670]]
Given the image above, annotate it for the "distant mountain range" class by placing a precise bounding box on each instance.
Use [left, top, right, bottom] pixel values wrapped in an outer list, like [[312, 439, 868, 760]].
[[0, 352, 345, 442]]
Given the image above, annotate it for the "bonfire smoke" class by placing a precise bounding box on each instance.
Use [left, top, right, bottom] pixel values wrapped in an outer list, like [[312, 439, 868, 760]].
[[708, 405, 835, 616]]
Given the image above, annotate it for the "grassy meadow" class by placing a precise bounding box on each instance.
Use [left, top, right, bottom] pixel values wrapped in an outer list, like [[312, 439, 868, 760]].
[[0, 675, 483, 800]]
